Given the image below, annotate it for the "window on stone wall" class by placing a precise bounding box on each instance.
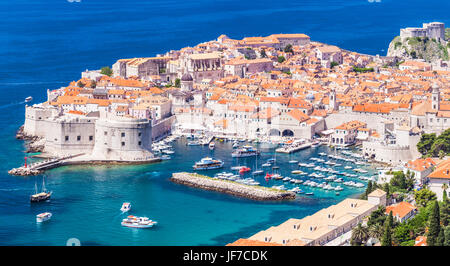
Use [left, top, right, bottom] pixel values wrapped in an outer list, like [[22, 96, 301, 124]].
[[77, 136, 81, 141], [65, 136, 69, 141], [121, 142, 125, 146], [89, 136, 93, 141], [138, 141, 142, 146], [121, 132, 125, 137]]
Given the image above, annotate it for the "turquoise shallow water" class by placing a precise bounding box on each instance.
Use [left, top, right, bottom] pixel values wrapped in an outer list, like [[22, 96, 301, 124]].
[[1, 0, 449, 245]]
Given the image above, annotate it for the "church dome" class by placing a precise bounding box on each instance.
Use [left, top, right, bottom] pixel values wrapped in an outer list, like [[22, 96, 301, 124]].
[[181, 73, 193, 82], [306, 93, 315, 100]]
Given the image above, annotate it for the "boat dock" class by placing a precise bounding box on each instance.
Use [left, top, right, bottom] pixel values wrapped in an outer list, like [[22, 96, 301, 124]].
[[170, 172, 296, 201], [8, 153, 85, 176], [275, 142, 312, 154]]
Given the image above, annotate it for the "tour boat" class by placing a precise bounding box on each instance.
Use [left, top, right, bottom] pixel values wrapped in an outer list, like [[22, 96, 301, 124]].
[[36, 212, 52, 223], [209, 142, 215, 150], [25, 96, 33, 102], [239, 167, 251, 174], [120, 202, 131, 212], [30, 177, 52, 203], [193, 157, 224, 170], [121, 215, 157, 228], [231, 145, 260, 158]]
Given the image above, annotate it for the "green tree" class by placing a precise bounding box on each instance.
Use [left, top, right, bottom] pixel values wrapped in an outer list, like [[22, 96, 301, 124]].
[[368, 223, 384, 240], [427, 201, 441, 246], [100, 66, 113, 76], [174, 78, 181, 88], [90, 80, 96, 89], [415, 188, 437, 208], [439, 150, 446, 159], [277, 56, 286, 63], [444, 226, 450, 246], [260, 49, 267, 58], [441, 196, 450, 226], [381, 211, 393, 246], [394, 223, 413, 244], [284, 44, 294, 54], [383, 183, 390, 198], [367, 206, 386, 227], [417, 133, 436, 155], [351, 223, 369, 246], [437, 227, 445, 246], [77, 80, 85, 88], [330, 61, 339, 68]]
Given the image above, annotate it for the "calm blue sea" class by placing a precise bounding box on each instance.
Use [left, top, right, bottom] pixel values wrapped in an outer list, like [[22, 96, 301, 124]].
[[0, 0, 448, 246]]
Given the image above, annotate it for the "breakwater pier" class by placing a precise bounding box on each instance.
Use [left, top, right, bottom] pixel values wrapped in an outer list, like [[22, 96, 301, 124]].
[[170, 172, 296, 201]]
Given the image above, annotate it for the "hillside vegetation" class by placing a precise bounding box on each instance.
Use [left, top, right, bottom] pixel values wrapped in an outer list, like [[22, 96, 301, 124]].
[[387, 31, 450, 62]]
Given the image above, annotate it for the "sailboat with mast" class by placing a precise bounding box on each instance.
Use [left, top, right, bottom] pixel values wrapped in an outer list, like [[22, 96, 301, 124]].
[[30, 176, 52, 203], [252, 154, 264, 175]]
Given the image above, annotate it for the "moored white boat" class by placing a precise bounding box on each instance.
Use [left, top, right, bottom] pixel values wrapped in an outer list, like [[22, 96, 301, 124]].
[[36, 212, 52, 223], [193, 157, 224, 170], [121, 215, 157, 229], [121, 202, 131, 212]]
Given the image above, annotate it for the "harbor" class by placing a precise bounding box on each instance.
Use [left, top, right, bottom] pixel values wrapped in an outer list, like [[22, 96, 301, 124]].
[[2, 131, 378, 245]]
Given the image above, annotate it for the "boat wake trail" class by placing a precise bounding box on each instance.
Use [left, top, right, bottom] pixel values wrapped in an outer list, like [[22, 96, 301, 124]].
[[0, 101, 26, 109]]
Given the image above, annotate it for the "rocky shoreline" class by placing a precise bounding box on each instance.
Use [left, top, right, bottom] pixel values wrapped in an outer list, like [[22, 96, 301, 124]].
[[170, 172, 296, 201], [16, 125, 44, 153]]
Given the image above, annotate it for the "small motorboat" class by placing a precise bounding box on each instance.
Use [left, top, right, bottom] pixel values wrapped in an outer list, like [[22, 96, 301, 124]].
[[291, 170, 303, 174], [305, 192, 314, 196], [36, 212, 52, 223], [265, 173, 274, 180], [25, 96, 33, 102], [121, 215, 157, 229], [262, 163, 271, 167], [252, 170, 264, 175], [239, 167, 251, 174], [289, 160, 298, 164], [121, 202, 131, 212], [209, 142, 215, 150], [161, 155, 171, 160]]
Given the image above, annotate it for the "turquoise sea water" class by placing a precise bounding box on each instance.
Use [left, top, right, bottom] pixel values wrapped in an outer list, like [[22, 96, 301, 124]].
[[0, 0, 449, 245]]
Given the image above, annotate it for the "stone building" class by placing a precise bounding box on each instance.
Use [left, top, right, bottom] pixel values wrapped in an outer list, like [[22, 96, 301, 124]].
[[400, 22, 445, 41]]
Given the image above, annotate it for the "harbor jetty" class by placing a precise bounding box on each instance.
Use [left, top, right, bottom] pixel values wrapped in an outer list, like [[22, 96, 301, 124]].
[[170, 172, 296, 201]]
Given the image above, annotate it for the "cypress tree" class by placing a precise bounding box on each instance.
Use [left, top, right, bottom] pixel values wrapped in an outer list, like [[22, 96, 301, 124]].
[[427, 201, 441, 246], [444, 226, 450, 246], [437, 227, 445, 246], [381, 211, 393, 246], [367, 181, 373, 196]]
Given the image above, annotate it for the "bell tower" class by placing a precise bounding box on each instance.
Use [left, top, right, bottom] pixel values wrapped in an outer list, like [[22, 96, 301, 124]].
[[431, 83, 440, 111]]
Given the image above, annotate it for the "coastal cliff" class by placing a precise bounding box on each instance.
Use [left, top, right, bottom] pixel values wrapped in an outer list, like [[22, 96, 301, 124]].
[[170, 172, 296, 201], [387, 30, 450, 62]]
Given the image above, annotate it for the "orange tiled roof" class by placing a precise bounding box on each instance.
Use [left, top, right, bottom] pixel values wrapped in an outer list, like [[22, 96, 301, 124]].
[[226, 238, 282, 246], [385, 202, 416, 219]]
